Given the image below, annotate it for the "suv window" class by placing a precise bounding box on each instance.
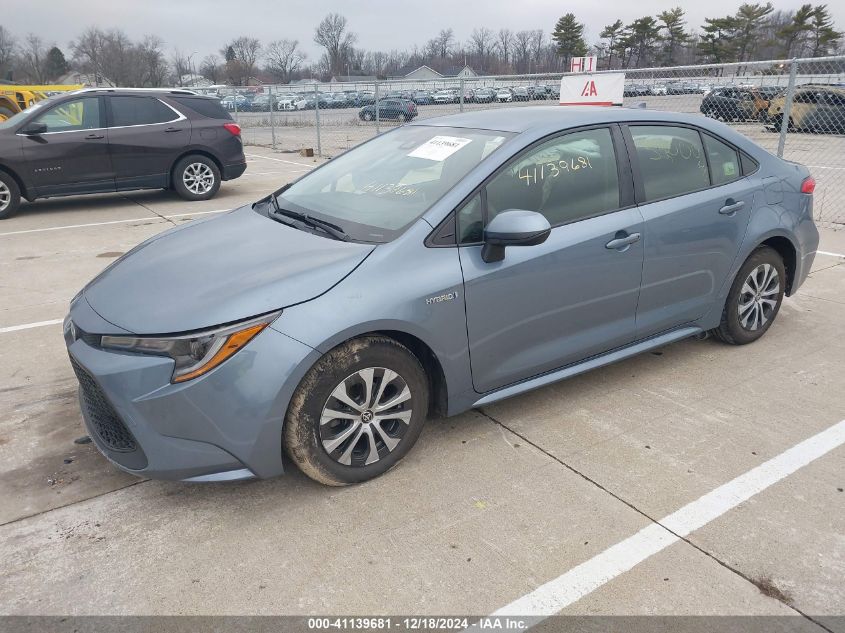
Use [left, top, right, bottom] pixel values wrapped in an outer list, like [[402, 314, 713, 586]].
[[630, 125, 709, 201], [33, 97, 101, 132], [485, 127, 620, 228], [703, 134, 740, 185], [109, 96, 179, 127], [171, 96, 232, 120]]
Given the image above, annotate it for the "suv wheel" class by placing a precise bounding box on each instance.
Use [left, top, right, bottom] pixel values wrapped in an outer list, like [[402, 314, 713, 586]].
[[0, 171, 22, 220], [172, 155, 221, 201], [284, 336, 429, 486], [712, 246, 785, 345]]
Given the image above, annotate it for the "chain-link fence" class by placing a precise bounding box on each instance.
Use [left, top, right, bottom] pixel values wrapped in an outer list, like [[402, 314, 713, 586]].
[[220, 55, 845, 227]]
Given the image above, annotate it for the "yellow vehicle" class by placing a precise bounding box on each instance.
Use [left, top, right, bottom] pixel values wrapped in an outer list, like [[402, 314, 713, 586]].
[[767, 85, 845, 133], [0, 85, 84, 121]]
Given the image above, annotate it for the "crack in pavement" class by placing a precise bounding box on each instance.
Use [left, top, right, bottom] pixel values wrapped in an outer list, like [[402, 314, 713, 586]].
[[476, 408, 834, 632], [119, 194, 178, 227]]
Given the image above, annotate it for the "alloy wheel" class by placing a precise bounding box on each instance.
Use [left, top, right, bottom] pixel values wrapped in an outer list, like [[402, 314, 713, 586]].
[[182, 162, 215, 195], [0, 181, 10, 212], [319, 367, 413, 467], [738, 263, 780, 331]]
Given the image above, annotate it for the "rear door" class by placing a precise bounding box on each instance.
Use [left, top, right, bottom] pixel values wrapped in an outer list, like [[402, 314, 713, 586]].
[[624, 124, 755, 337], [459, 126, 644, 393], [105, 95, 190, 190], [20, 95, 113, 196]]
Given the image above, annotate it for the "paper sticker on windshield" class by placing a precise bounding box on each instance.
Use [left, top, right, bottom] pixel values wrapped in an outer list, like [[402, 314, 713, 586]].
[[409, 136, 472, 161], [723, 162, 737, 177]]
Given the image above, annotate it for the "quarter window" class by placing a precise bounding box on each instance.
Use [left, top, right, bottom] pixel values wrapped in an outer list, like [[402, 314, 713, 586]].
[[485, 127, 621, 227], [630, 125, 709, 201], [33, 97, 101, 132], [703, 134, 740, 185], [109, 96, 179, 127]]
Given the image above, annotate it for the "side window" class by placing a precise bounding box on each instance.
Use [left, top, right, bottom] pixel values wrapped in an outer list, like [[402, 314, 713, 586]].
[[485, 127, 620, 227], [34, 97, 101, 132], [458, 193, 483, 244], [110, 96, 179, 127], [702, 134, 740, 185], [740, 152, 759, 176], [630, 125, 709, 201]]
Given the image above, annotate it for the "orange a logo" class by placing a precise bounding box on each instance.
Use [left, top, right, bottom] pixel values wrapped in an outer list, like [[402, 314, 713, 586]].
[[581, 81, 598, 97]]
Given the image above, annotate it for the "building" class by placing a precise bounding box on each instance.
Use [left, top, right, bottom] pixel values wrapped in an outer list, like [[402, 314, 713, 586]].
[[331, 75, 377, 83], [391, 64, 478, 80]]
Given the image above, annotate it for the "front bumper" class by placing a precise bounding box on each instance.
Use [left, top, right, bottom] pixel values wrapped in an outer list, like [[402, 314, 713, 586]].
[[64, 304, 318, 481]]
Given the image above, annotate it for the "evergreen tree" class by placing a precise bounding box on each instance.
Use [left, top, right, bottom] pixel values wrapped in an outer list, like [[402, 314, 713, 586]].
[[43, 46, 69, 80], [552, 13, 588, 68], [657, 8, 690, 65], [600, 20, 624, 69], [809, 5, 842, 57]]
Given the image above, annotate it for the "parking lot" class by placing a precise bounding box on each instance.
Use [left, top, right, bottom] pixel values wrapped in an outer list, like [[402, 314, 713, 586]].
[[1, 144, 843, 626]]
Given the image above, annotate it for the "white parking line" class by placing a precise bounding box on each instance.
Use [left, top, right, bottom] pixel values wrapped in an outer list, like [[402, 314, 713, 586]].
[[0, 319, 64, 334], [245, 153, 317, 168], [817, 250, 845, 258], [474, 418, 845, 630], [0, 209, 229, 238]]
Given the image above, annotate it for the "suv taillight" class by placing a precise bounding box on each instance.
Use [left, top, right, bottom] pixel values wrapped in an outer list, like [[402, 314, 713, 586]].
[[801, 176, 815, 194], [223, 122, 241, 137]]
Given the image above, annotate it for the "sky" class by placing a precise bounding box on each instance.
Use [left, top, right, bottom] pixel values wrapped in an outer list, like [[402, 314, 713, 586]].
[[4, 0, 845, 62]]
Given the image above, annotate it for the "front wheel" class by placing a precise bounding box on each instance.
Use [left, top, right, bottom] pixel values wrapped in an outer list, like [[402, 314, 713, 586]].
[[172, 155, 221, 201], [712, 247, 785, 345], [284, 336, 429, 486], [0, 170, 22, 220]]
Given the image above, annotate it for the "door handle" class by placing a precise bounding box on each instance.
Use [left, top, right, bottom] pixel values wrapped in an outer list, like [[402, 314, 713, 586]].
[[605, 232, 641, 250], [164, 127, 183, 133], [719, 199, 745, 215], [84, 133, 104, 140]]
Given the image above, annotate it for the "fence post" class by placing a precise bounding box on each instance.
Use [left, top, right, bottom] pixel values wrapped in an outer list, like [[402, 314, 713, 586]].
[[268, 85, 276, 151], [233, 88, 238, 120], [374, 80, 380, 134], [314, 83, 322, 157], [777, 59, 798, 158], [460, 78, 465, 113]]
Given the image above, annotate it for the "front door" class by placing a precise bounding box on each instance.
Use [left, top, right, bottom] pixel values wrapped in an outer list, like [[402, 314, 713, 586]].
[[458, 126, 644, 393], [624, 124, 754, 337], [21, 95, 113, 196]]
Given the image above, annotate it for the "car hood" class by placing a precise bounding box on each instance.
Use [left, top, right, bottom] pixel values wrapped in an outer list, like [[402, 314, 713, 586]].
[[83, 205, 375, 334]]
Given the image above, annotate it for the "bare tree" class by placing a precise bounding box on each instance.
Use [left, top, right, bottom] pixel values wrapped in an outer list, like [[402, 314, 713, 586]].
[[513, 30, 533, 72], [70, 26, 107, 84], [435, 28, 455, 59], [314, 13, 357, 77], [20, 34, 48, 83], [171, 49, 191, 85], [497, 29, 514, 67], [469, 27, 495, 70], [0, 25, 16, 78], [219, 36, 262, 85], [199, 54, 221, 83], [138, 35, 167, 87], [265, 39, 305, 83], [530, 29, 546, 68]]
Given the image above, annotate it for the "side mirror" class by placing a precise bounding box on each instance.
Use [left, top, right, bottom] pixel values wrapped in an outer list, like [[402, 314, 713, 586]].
[[20, 122, 47, 136], [481, 209, 551, 263]]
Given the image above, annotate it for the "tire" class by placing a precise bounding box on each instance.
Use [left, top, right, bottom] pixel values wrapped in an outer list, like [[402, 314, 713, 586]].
[[284, 336, 429, 486], [363, 111, 373, 121], [172, 154, 220, 201], [712, 246, 786, 345], [0, 170, 22, 220]]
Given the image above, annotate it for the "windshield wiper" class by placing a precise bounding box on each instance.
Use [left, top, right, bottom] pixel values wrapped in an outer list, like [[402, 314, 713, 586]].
[[268, 197, 350, 241]]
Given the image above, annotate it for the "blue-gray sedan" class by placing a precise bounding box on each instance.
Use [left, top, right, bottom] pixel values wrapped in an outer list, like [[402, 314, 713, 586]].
[[64, 106, 819, 485]]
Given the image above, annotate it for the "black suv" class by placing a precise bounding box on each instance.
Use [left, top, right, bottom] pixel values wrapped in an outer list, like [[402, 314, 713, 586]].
[[0, 88, 246, 219]]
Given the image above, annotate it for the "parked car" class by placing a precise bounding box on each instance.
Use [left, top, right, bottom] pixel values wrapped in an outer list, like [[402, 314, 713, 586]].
[[430, 90, 455, 104], [0, 88, 247, 218], [295, 94, 330, 110], [700, 87, 757, 121], [276, 94, 299, 111], [767, 85, 845, 133], [220, 94, 250, 111], [358, 98, 418, 121], [650, 84, 668, 96], [327, 93, 351, 108], [496, 88, 513, 102], [249, 94, 275, 112], [62, 107, 818, 485], [411, 90, 433, 105], [527, 86, 548, 100], [624, 84, 651, 97], [473, 88, 497, 103], [512, 87, 530, 102]]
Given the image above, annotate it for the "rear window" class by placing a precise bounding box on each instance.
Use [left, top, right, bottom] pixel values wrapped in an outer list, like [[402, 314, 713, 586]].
[[170, 96, 232, 120], [110, 96, 178, 126]]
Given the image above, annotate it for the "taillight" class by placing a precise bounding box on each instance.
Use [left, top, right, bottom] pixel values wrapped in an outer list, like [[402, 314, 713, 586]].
[[223, 122, 241, 137], [801, 176, 815, 194]]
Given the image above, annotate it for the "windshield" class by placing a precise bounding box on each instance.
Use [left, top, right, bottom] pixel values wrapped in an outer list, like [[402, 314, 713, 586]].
[[278, 125, 512, 242]]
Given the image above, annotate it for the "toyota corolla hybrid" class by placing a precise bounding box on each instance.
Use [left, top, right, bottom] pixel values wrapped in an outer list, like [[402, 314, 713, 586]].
[[64, 106, 818, 486]]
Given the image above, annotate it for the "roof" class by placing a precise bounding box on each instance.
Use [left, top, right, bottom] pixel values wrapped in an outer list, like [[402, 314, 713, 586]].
[[408, 105, 755, 138]]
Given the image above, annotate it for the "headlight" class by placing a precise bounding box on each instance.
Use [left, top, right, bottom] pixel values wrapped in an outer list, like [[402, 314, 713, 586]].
[[101, 312, 281, 383]]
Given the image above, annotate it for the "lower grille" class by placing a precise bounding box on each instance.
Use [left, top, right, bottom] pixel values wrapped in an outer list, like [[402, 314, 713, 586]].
[[70, 356, 137, 452]]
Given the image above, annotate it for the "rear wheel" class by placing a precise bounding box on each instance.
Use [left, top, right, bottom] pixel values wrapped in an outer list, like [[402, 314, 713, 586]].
[[712, 247, 785, 345], [284, 336, 429, 486], [363, 111, 373, 121], [0, 171, 22, 220], [172, 154, 220, 201]]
